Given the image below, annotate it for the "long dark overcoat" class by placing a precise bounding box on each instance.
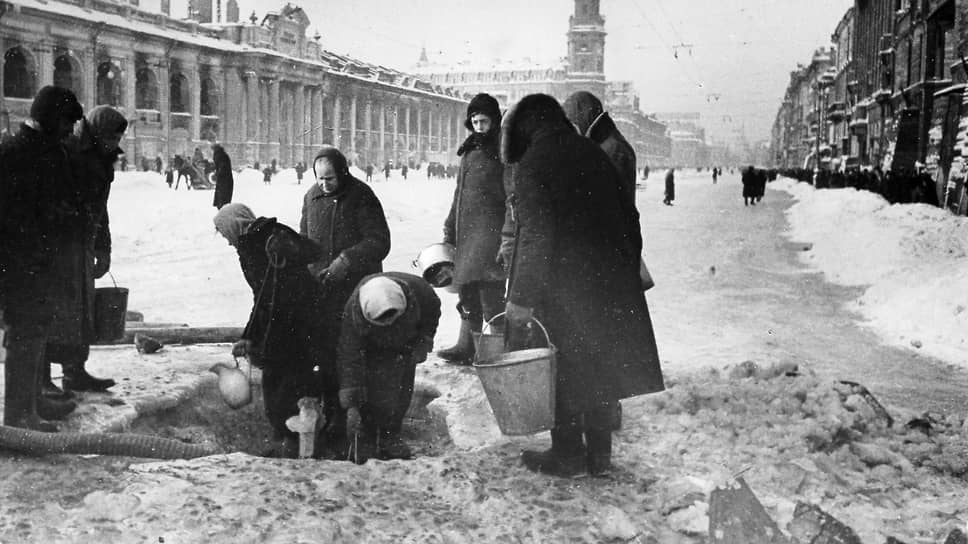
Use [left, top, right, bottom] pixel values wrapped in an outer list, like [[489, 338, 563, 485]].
[[236, 217, 325, 435], [587, 112, 637, 208], [212, 145, 234, 208], [49, 122, 119, 344], [0, 124, 85, 337], [502, 96, 664, 418], [742, 167, 756, 198], [443, 131, 508, 286], [664, 169, 676, 201], [300, 173, 391, 356]]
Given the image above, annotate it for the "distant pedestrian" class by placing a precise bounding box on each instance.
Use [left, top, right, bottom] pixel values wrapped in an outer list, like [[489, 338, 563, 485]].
[[154, 156, 162, 173], [712, 168, 718, 184], [401, 164, 408, 180], [262, 165, 273, 184], [643, 165, 650, 180], [295, 161, 306, 184], [383, 162, 391, 180], [119, 156, 127, 172], [211, 143, 234, 209], [742, 165, 756, 206], [663, 168, 675, 205], [366, 164, 374, 182], [165, 167, 173, 189]]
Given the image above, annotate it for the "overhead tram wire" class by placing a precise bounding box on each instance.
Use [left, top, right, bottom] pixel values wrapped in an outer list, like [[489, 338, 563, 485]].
[[627, 0, 710, 93]]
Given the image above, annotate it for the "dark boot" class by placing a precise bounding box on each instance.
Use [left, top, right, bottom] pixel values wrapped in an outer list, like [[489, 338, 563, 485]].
[[521, 425, 586, 477], [378, 430, 413, 460], [585, 429, 613, 476], [63, 362, 116, 392], [40, 362, 73, 400], [36, 395, 77, 421], [436, 319, 478, 364], [3, 336, 58, 432]]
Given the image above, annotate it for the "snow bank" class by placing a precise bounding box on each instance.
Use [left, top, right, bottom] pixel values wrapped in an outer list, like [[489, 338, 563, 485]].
[[775, 178, 968, 366]]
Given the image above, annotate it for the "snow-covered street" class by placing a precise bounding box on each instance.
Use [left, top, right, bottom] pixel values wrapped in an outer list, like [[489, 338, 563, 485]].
[[2, 168, 968, 542]]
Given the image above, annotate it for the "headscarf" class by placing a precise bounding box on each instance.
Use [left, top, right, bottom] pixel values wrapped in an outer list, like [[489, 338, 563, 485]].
[[86, 105, 128, 141], [562, 91, 604, 136], [213, 203, 256, 246], [499, 94, 572, 165], [358, 276, 407, 326]]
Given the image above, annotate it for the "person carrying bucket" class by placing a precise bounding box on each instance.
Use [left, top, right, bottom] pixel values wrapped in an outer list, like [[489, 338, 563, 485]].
[[40, 105, 131, 401], [437, 93, 513, 365], [336, 272, 440, 463], [500, 94, 665, 477]]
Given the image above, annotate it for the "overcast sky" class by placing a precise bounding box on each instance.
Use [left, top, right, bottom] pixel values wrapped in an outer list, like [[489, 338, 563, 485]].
[[224, 0, 854, 143]]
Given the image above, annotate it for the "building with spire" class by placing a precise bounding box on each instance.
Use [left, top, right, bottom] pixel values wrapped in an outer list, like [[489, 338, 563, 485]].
[[413, 0, 669, 166]]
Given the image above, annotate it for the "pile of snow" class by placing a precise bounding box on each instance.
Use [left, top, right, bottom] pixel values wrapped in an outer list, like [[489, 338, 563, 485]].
[[775, 178, 968, 366]]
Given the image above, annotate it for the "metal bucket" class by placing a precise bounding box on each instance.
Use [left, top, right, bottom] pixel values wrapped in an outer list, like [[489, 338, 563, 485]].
[[94, 286, 129, 342], [473, 318, 556, 435], [474, 312, 507, 363]]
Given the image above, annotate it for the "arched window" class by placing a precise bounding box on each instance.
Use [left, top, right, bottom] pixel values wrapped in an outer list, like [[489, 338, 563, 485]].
[[200, 77, 217, 116], [53, 54, 79, 96], [170, 72, 189, 113], [136, 67, 159, 110], [3, 47, 34, 99], [96, 61, 121, 106]]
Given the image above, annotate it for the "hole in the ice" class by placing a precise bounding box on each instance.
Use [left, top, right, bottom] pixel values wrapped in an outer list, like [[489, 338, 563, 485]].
[[128, 378, 451, 459]]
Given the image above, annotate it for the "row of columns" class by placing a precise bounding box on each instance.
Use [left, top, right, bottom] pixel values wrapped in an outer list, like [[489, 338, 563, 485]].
[[233, 74, 466, 166]]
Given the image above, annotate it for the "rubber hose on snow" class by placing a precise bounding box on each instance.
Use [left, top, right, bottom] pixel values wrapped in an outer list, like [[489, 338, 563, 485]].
[[0, 425, 217, 459]]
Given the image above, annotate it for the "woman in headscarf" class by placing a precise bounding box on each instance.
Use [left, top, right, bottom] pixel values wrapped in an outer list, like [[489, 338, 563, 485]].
[[214, 203, 334, 458], [437, 93, 512, 364], [501, 94, 664, 477], [43, 105, 128, 401]]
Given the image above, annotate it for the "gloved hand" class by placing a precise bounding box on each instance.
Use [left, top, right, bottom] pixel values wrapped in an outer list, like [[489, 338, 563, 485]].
[[231, 339, 253, 357], [495, 235, 514, 270], [505, 301, 535, 351], [93, 250, 111, 279], [318, 254, 351, 286]]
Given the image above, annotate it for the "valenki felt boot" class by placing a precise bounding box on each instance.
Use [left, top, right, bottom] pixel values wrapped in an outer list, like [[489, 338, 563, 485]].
[[436, 319, 478, 364], [521, 425, 586, 477], [4, 337, 58, 432]]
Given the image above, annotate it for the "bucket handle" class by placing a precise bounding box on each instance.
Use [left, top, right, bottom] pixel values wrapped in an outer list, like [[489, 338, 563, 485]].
[[107, 271, 119, 289], [483, 311, 553, 348]]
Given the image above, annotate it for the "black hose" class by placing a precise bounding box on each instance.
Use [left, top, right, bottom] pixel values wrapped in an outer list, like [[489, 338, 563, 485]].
[[0, 425, 216, 459]]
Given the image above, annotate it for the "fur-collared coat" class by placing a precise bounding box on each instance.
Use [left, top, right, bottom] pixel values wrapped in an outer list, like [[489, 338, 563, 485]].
[[443, 130, 509, 285], [500, 94, 664, 418]]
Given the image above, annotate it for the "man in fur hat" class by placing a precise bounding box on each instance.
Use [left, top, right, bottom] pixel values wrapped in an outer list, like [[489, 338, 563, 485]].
[[337, 272, 440, 463], [437, 93, 512, 364], [0, 86, 86, 430]]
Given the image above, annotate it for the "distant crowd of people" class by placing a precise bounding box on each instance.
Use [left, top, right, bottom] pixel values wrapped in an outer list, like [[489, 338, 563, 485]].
[[779, 166, 939, 207]]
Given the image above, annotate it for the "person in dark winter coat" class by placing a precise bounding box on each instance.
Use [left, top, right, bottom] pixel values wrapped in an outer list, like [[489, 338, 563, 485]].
[[301, 146, 392, 417], [500, 94, 664, 477], [742, 165, 757, 206], [211, 143, 234, 209], [0, 86, 86, 431], [214, 203, 332, 458], [563, 91, 637, 207], [365, 164, 374, 182], [438, 93, 510, 364], [262, 165, 273, 184], [663, 167, 676, 205], [295, 161, 306, 184], [401, 164, 408, 180], [337, 272, 440, 463], [40, 106, 128, 401]]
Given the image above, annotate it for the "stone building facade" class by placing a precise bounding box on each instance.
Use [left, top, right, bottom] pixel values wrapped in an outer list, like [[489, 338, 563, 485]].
[[0, 0, 469, 170], [414, 0, 670, 166]]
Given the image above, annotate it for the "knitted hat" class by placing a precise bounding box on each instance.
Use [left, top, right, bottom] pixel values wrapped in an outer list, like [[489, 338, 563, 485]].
[[359, 276, 407, 326], [213, 203, 256, 246], [464, 93, 501, 131], [30, 86, 83, 134]]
